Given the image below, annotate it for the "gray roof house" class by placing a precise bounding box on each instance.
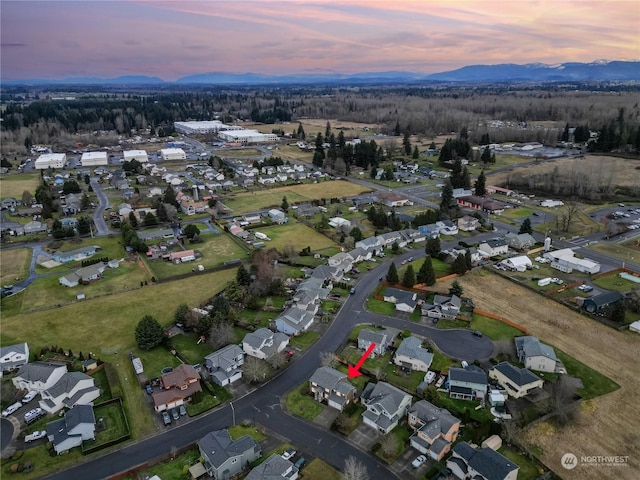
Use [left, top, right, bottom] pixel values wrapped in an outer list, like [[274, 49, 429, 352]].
[[505, 232, 536, 251], [46, 404, 96, 455], [0, 342, 29, 372], [205, 345, 244, 386], [296, 275, 331, 300], [245, 453, 299, 480], [421, 294, 462, 320], [408, 400, 461, 461], [242, 328, 290, 360], [275, 308, 315, 336], [52, 245, 100, 263], [12, 361, 67, 392], [394, 336, 433, 372], [198, 429, 262, 479], [309, 366, 358, 411], [23, 220, 48, 235], [310, 264, 343, 283], [357, 329, 391, 358], [355, 236, 381, 253], [489, 362, 544, 399], [39, 371, 100, 414], [59, 262, 106, 288], [448, 367, 488, 401], [383, 287, 418, 313], [514, 336, 560, 373], [446, 441, 519, 480], [361, 381, 413, 434]]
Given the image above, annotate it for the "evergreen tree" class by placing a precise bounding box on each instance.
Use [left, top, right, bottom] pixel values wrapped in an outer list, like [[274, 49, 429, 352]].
[[386, 263, 399, 284], [425, 236, 441, 258], [174, 303, 190, 324], [402, 265, 416, 288], [391, 241, 399, 254], [462, 166, 471, 189], [163, 185, 179, 208], [449, 280, 464, 297], [81, 193, 91, 210], [412, 145, 420, 159], [325, 121, 331, 140], [349, 226, 363, 242], [135, 315, 165, 350], [236, 264, 251, 286], [481, 146, 491, 164], [452, 254, 467, 274], [417, 256, 436, 286], [144, 212, 158, 226], [297, 123, 305, 140], [440, 181, 454, 214], [281, 196, 289, 211], [394, 120, 401, 136], [519, 218, 533, 234], [403, 131, 411, 155], [465, 249, 473, 271], [77, 216, 91, 235], [561, 123, 570, 142], [128, 211, 138, 228], [451, 158, 463, 188], [475, 170, 487, 196], [184, 223, 200, 239]]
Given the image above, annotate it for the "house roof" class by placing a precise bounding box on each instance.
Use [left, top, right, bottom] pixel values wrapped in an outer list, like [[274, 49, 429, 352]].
[[245, 453, 297, 480], [453, 441, 518, 480], [309, 366, 347, 390], [0, 342, 28, 360], [199, 430, 259, 469], [152, 381, 202, 408], [433, 294, 462, 308], [310, 264, 341, 280], [448, 367, 487, 385], [54, 245, 99, 259], [205, 345, 243, 369], [46, 404, 95, 448], [161, 364, 199, 388], [243, 328, 275, 349], [384, 287, 417, 306], [358, 329, 388, 346], [46, 372, 93, 399], [482, 239, 507, 249], [15, 361, 67, 383], [277, 308, 315, 330], [586, 291, 624, 308], [491, 362, 541, 387], [410, 400, 459, 439], [395, 337, 434, 367], [515, 336, 558, 362], [361, 381, 411, 418]]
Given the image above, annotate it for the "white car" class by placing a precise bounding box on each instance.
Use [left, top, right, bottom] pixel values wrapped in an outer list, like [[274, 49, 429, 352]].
[[282, 448, 296, 460], [22, 391, 38, 404], [412, 455, 427, 469], [24, 430, 46, 443], [2, 402, 23, 417]]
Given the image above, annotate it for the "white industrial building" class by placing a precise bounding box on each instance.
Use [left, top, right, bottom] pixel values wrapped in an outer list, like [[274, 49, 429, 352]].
[[123, 149, 149, 163], [160, 148, 186, 161], [218, 129, 278, 144], [543, 248, 600, 274], [34, 153, 67, 170], [80, 151, 108, 167], [174, 121, 241, 135]]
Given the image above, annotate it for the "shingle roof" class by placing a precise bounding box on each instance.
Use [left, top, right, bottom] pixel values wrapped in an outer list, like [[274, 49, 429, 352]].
[[458, 442, 519, 480], [199, 430, 259, 469], [64, 404, 95, 430], [309, 366, 346, 390], [46, 372, 92, 399], [361, 381, 411, 418], [0, 342, 28, 360], [410, 400, 459, 439], [448, 367, 487, 385], [243, 328, 275, 349], [515, 336, 558, 362], [15, 361, 67, 383], [245, 453, 297, 480], [395, 337, 434, 367]]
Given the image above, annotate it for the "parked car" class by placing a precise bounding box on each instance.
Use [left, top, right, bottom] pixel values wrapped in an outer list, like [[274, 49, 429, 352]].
[[412, 455, 427, 469], [24, 430, 46, 443], [171, 408, 179, 421], [294, 457, 307, 469], [2, 402, 23, 417], [472, 331, 483, 337], [24, 408, 45, 425], [282, 448, 296, 460], [22, 391, 38, 404], [145, 384, 153, 394], [349, 287, 356, 294], [179, 405, 187, 416], [162, 411, 171, 425]]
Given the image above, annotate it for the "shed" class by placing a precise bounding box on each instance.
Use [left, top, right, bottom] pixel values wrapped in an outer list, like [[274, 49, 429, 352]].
[[629, 320, 640, 334], [81, 359, 98, 372], [481, 434, 503, 451]]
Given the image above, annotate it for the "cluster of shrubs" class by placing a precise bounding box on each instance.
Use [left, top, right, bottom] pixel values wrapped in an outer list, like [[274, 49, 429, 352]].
[[81, 257, 109, 267]]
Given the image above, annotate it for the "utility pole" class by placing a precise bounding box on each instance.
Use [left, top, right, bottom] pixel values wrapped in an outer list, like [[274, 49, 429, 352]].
[[230, 401, 236, 427]]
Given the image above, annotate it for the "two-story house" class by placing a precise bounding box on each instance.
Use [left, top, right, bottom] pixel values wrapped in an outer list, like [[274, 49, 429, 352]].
[[0, 342, 29, 373], [198, 429, 262, 479], [46, 404, 96, 455], [12, 361, 67, 393], [245, 453, 299, 480], [394, 336, 433, 372], [489, 362, 544, 399], [383, 288, 418, 313], [514, 336, 560, 373], [39, 371, 100, 414], [275, 308, 315, 336], [360, 381, 413, 434], [422, 295, 462, 320], [408, 400, 461, 461], [152, 364, 202, 412], [309, 366, 358, 411], [204, 345, 244, 387], [447, 441, 519, 480], [357, 329, 390, 358], [242, 328, 289, 360], [478, 239, 509, 257], [448, 367, 488, 401]]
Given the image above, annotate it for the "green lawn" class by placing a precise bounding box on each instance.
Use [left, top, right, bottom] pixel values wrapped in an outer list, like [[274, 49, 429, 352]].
[[255, 221, 338, 253], [284, 384, 324, 421], [430, 350, 457, 372], [300, 458, 342, 480], [289, 331, 320, 350], [228, 424, 267, 442], [373, 423, 412, 464], [586, 241, 640, 265], [470, 314, 524, 340], [170, 333, 215, 365], [89, 401, 130, 447], [187, 382, 231, 416], [1, 441, 85, 480], [498, 446, 543, 480], [139, 448, 200, 480], [434, 391, 494, 423], [340, 345, 391, 373], [500, 207, 535, 220], [0, 248, 32, 285], [384, 365, 425, 392], [137, 346, 182, 380], [436, 319, 469, 330], [0, 172, 41, 198], [366, 298, 396, 315], [555, 349, 619, 400], [591, 272, 639, 292], [348, 324, 384, 341]]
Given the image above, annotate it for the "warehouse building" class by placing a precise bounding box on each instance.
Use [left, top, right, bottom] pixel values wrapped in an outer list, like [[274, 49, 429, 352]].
[[80, 151, 108, 167], [218, 129, 278, 144], [35, 153, 67, 170], [160, 148, 186, 161], [174, 121, 241, 135], [123, 150, 149, 163]]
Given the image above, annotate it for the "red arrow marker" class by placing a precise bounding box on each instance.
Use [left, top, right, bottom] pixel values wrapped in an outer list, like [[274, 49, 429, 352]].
[[348, 343, 376, 378]]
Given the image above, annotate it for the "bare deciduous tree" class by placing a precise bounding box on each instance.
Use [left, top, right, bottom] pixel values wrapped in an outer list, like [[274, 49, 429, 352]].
[[319, 351, 339, 368], [379, 433, 399, 457], [244, 356, 269, 383], [343, 455, 368, 480], [267, 352, 287, 370], [559, 202, 581, 233], [550, 376, 581, 426], [208, 321, 235, 350], [492, 339, 516, 360]]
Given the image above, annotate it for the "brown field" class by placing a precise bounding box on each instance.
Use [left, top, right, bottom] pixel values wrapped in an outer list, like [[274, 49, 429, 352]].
[[445, 271, 639, 479], [488, 154, 640, 191]]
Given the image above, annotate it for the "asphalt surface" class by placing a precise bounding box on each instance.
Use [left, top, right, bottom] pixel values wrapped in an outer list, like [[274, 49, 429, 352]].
[[90, 178, 112, 236], [0, 418, 14, 451]]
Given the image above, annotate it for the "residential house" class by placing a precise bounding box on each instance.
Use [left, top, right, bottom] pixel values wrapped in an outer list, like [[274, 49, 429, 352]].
[[489, 362, 544, 399], [505, 232, 536, 251], [1, 197, 18, 209], [401, 228, 426, 244], [204, 345, 244, 387], [436, 220, 459, 235], [383, 287, 418, 313], [275, 308, 315, 336], [198, 429, 262, 479], [451, 188, 473, 198], [328, 252, 354, 273], [501, 256, 532, 272], [357, 329, 390, 358], [152, 364, 202, 411], [514, 336, 560, 373], [458, 215, 480, 232], [394, 337, 433, 372], [23, 221, 47, 235], [169, 250, 196, 264], [39, 371, 100, 414], [58, 262, 106, 288], [295, 275, 331, 300], [348, 246, 371, 262], [457, 196, 507, 215], [0, 342, 29, 373], [448, 367, 488, 401], [355, 236, 381, 254], [52, 245, 100, 263], [309, 264, 343, 283], [408, 400, 460, 461], [582, 291, 624, 313], [447, 441, 519, 480], [309, 366, 358, 411], [360, 381, 413, 434], [12, 361, 67, 392], [421, 295, 462, 320], [478, 239, 508, 257], [377, 231, 406, 248], [245, 453, 299, 480], [242, 328, 289, 360], [374, 192, 411, 208], [291, 290, 319, 315], [46, 405, 96, 455], [268, 209, 286, 224]]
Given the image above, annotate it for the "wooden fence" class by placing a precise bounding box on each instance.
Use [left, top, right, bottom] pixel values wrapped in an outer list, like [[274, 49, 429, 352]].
[[473, 309, 529, 334]]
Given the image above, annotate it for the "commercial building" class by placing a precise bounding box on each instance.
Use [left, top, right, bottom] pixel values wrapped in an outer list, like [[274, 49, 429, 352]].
[[34, 153, 67, 170], [80, 151, 108, 167], [123, 150, 149, 163], [159, 148, 186, 161], [174, 121, 241, 135], [218, 129, 278, 144]]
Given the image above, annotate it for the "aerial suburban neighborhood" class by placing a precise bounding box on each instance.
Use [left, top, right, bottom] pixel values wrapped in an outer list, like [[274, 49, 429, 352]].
[[1, 5, 640, 479]]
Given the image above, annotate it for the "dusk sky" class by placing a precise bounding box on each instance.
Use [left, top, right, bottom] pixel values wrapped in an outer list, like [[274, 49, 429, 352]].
[[1, 0, 639, 81]]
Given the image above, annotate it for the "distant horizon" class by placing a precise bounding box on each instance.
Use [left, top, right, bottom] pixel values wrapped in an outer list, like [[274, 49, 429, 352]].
[[1, 1, 638, 81]]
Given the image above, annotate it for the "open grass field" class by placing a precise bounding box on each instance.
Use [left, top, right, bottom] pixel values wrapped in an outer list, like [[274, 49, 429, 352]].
[[591, 271, 640, 292], [586, 241, 640, 265], [222, 181, 372, 215], [442, 270, 640, 479], [272, 144, 314, 163], [0, 172, 41, 197], [212, 147, 263, 158], [255, 222, 338, 252], [0, 248, 31, 284], [500, 207, 535, 220], [37, 236, 128, 274]]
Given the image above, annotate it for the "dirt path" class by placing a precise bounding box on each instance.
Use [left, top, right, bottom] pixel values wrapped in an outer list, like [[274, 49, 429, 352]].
[[447, 270, 639, 480]]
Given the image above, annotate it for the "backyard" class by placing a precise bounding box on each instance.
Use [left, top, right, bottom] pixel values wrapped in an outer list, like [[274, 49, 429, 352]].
[[254, 221, 339, 253]]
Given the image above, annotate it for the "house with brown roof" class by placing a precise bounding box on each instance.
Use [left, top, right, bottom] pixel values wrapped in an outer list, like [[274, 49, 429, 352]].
[[152, 364, 202, 412], [169, 249, 196, 264], [408, 400, 460, 460]]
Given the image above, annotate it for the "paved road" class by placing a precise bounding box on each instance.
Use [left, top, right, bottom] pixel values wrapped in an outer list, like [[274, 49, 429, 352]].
[[0, 418, 14, 451], [90, 178, 112, 236]]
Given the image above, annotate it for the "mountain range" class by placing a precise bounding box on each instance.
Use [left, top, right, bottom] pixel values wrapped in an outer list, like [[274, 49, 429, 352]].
[[5, 61, 639, 86]]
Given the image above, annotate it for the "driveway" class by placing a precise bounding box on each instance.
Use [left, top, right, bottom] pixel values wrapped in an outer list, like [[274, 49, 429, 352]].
[[348, 423, 379, 451]]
